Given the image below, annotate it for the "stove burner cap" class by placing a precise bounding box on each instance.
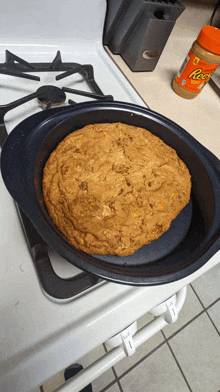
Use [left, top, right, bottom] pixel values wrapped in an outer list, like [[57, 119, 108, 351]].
[[37, 85, 66, 108]]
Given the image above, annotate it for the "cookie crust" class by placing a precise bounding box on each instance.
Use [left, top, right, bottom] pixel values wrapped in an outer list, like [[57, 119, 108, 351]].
[[42, 123, 191, 256]]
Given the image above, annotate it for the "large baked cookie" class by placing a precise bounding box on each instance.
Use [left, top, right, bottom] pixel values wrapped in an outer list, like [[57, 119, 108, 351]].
[[42, 122, 191, 256]]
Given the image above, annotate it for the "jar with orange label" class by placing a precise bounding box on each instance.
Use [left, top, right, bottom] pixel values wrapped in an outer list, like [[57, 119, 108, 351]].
[[172, 25, 220, 99]]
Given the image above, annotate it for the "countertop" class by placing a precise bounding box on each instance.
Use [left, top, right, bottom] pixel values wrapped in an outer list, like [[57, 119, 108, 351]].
[[105, 4, 220, 159]]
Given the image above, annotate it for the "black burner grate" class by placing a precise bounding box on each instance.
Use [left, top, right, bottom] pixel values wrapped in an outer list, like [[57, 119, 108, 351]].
[[0, 50, 113, 119], [0, 50, 108, 96], [0, 51, 114, 299]]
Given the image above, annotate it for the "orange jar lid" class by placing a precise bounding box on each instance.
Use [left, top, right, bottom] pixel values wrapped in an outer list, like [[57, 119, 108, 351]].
[[197, 25, 220, 55]]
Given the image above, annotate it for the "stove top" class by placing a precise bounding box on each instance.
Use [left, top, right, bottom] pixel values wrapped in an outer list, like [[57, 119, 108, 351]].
[[1, 1, 220, 391]]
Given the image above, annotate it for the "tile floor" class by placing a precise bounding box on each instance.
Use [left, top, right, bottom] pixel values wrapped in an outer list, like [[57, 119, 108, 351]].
[[38, 263, 220, 392]]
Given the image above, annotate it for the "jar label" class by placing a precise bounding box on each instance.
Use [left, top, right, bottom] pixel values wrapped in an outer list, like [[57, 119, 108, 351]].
[[176, 50, 219, 92], [177, 55, 190, 77]]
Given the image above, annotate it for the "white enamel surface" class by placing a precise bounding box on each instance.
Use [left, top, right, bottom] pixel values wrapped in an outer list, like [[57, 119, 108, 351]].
[[1, 2, 220, 392], [0, 0, 106, 44]]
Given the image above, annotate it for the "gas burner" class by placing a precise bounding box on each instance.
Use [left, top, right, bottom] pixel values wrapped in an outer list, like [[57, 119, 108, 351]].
[[0, 50, 114, 147], [37, 85, 66, 109]]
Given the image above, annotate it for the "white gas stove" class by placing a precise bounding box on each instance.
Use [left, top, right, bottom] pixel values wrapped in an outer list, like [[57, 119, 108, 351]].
[[1, 1, 220, 392]]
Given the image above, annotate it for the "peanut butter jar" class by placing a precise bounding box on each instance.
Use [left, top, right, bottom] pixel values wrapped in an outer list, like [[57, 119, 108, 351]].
[[172, 25, 220, 99]]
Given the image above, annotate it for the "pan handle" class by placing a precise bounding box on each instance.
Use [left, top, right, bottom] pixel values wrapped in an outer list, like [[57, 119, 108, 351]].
[[17, 205, 101, 300]]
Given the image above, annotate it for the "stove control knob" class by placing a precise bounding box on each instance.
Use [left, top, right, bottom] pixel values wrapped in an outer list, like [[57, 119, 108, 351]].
[[120, 326, 136, 357], [164, 296, 178, 324], [105, 321, 137, 356]]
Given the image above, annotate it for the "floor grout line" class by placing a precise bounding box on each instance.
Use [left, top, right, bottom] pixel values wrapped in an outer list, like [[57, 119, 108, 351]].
[[190, 283, 207, 309], [99, 379, 119, 392], [190, 284, 220, 335], [190, 283, 220, 312], [205, 297, 220, 311], [165, 309, 205, 341], [117, 339, 166, 381], [117, 380, 124, 392], [112, 367, 123, 392], [162, 331, 193, 392], [206, 311, 220, 336]]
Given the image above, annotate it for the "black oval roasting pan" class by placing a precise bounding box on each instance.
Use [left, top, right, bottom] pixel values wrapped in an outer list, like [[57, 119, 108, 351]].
[[1, 101, 220, 285]]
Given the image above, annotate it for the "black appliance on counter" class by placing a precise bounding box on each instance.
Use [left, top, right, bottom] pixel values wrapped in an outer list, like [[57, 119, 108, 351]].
[[104, 0, 185, 71]]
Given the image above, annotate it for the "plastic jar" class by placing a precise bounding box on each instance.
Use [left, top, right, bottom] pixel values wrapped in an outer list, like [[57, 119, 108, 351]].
[[172, 25, 220, 99]]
